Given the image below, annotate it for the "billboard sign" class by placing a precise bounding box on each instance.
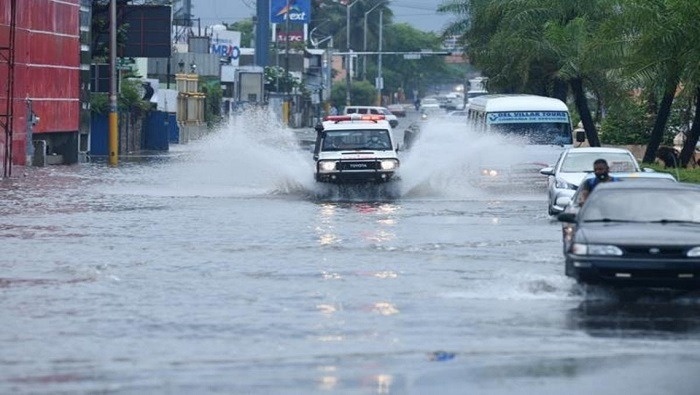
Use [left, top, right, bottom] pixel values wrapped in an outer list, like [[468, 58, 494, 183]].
[[276, 31, 304, 43], [270, 0, 310, 24], [211, 30, 242, 66], [121, 5, 172, 58]]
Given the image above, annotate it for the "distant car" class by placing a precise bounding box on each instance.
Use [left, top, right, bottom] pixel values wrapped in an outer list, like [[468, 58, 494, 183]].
[[386, 104, 406, 117], [557, 181, 700, 289], [443, 93, 465, 110], [343, 106, 399, 128], [540, 147, 647, 215], [558, 171, 678, 254], [419, 97, 441, 112]]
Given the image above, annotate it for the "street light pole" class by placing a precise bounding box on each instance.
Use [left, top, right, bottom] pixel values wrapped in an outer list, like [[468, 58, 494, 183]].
[[344, 0, 358, 107], [108, 0, 118, 166], [284, 0, 291, 126], [376, 8, 383, 106], [363, 1, 388, 81]]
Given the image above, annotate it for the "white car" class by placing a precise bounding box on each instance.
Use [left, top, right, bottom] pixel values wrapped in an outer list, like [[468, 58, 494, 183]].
[[540, 147, 648, 215], [313, 114, 400, 183], [419, 97, 441, 112], [343, 106, 399, 128]]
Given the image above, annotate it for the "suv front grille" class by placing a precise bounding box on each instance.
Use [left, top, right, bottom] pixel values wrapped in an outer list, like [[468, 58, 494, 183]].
[[338, 160, 381, 171]]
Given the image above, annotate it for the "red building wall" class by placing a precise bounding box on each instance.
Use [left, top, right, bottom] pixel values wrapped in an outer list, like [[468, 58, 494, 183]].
[[0, 0, 80, 166]]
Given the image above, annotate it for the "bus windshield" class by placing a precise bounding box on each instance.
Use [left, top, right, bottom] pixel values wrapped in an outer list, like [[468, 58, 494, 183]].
[[490, 122, 572, 145]]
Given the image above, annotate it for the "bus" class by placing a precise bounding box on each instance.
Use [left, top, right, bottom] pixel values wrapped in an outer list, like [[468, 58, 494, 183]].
[[465, 94, 583, 188]]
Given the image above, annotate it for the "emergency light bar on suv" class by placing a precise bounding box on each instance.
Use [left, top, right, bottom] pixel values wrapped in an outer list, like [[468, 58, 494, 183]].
[[323, 114, 386, 123]]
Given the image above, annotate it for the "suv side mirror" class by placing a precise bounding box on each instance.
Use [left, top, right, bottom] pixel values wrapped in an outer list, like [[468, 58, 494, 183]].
[[575, 130, 586, 143]]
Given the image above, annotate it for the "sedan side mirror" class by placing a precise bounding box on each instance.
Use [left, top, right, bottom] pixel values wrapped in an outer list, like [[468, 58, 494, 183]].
[[540, 167, 555, 176], [556, 196, 572, 207], [557, 212, 577, 223]]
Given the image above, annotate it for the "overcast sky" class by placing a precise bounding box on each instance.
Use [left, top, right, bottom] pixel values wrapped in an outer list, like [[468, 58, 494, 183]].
[[190, 0, 456, 33]]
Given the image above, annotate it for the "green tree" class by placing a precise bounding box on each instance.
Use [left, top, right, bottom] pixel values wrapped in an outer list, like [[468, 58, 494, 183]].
[[331, 80, 377, 108], [596, 0, 700, 165], [613, 0, 688, 163], [381, 23, 458, 99], [310, 0, 394, 52], [441, 0, 622, 146], [223, 19, 254, 48], [264, 66, 301, 94], [90, 0, 130, 61]]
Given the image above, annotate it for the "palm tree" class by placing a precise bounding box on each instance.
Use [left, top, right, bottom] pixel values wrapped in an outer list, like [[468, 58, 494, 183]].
[[441, 0, 622, 146], [612, 0, 686, 163]]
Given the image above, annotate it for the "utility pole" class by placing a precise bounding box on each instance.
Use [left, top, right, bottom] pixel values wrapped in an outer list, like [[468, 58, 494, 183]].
[[344, 1, 357, 107], [363, 1, 388, 81], [376, 9, 383, 106], [284, 0, 291, 126], [108, 0, 118, 166]]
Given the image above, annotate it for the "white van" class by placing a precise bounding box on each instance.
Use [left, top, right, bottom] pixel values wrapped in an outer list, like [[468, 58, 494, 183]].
[[466, 94, 584, 188], [343, 106, 398, 128]]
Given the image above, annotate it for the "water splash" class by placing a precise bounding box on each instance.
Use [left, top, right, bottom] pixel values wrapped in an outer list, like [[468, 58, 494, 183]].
[[396, 118, 539, 199], [126, 111, 555, 202]]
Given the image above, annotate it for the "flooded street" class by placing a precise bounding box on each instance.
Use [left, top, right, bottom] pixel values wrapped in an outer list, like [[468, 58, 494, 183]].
[[2, 111, 700, 394]]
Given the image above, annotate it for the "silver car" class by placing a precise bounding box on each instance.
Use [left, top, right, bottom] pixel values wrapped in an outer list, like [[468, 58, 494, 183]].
[[540, 147, 646, 215]]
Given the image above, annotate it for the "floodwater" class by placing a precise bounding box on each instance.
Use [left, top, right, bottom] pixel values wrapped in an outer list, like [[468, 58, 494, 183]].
[[1, 109, 699, 394]]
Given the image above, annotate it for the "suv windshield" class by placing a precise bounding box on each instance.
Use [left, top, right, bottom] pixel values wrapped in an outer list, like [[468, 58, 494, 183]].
[[323, 130, 392, 151]]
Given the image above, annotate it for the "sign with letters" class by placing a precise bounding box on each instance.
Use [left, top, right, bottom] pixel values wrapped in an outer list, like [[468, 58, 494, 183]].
[[210, 30, 241, 66], [487, 111, 569, 124], [270, 0, 311, 24]]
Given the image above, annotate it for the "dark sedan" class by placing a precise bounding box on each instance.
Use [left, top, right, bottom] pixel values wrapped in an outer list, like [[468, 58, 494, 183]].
[[557, 181, 700, 289]]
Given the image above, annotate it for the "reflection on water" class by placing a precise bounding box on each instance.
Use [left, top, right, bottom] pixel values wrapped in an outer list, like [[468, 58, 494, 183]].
[[314, 201, 399, 247], [568, 293, 700, 337]]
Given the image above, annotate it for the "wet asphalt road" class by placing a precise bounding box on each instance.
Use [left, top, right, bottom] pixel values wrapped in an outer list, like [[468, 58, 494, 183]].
[[1, 109, 699, 394]]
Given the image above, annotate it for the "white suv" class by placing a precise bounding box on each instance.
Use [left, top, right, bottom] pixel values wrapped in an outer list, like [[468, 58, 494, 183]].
[[343, 106, 399, 128], [313, 114, 400, 183]]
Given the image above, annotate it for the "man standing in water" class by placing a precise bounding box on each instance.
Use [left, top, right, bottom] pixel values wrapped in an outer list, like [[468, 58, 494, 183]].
[[579, 158, 618, 204]]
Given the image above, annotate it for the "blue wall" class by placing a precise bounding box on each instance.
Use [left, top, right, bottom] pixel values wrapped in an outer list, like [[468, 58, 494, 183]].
[[90, 112, 177, 155], [144, 111, 172, 150]]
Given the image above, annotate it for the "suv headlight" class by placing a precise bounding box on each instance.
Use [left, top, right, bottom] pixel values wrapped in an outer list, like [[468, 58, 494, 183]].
[[481, 168, 499, 177], [380, 159, 399, 170], [318, 161, 337, 172], [555, 178, 576, 189], [571, 243, 623, 256]]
